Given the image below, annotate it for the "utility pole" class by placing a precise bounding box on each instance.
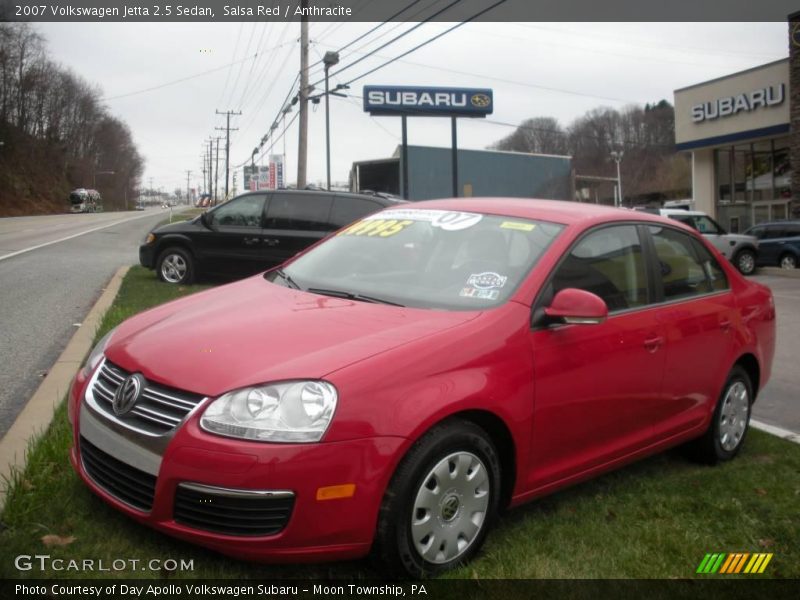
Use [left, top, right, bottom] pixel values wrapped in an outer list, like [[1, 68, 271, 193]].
[[213, 136, 222, 205], [185, 170, 192, 204], [216, 109, 241, 201], [296, 0, 309, 189], [149, 177, 154, 205], [207, 138, 214, 200]]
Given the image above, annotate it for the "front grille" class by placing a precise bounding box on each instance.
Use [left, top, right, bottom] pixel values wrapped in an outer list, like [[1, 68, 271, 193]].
[[174, 484, 294, 536], [80, 437, 157, 512], [90, 360, 205, 435]]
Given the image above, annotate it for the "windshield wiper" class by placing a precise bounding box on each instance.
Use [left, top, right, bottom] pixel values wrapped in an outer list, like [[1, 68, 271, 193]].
[[272, 268, 301, 290], [306, 288, 405, 307]]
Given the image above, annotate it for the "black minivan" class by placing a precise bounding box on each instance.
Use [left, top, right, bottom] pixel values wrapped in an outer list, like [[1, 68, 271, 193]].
[[140, 190, 404, 284]]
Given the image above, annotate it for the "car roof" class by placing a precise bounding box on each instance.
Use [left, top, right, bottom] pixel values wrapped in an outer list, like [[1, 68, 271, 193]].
[[658, 208, 705, 216], [234, 189, 403, 206], [397, 197, 678, 227]]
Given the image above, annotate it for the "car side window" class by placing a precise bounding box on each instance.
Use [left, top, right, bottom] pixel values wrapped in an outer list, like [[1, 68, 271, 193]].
[[264, 193, 332, 231], [786, 225, 800, 237], [669, 214, 696, 230], [550, 225, 648, 312], [208, 194, 266, 228], [693, 216, 721, 234], [649, 226, 719, 300], [748, 226, 765, 239], [763, 227, 787, 240], [690, 239, 729, 292], [329, 197, 383, 229]]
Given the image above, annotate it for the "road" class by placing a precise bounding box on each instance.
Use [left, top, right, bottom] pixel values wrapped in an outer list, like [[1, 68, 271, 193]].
[[0, 209, 168, 437], [751, 272, 800, 434]]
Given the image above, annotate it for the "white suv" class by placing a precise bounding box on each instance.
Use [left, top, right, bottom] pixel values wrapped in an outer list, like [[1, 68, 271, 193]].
[[639, 209, 759, 275]]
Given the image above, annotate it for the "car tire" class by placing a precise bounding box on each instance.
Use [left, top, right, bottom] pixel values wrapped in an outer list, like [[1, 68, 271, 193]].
[[687, 366, 753, 465], [734, 249, 756, 275], [779, 253, 797, 270], [156, 247, 194, 285], [373, 419, 501, 577]]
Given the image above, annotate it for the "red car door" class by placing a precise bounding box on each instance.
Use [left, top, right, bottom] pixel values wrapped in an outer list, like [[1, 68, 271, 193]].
[[645, 225, 737, 439], [528, 224, 666, 488]]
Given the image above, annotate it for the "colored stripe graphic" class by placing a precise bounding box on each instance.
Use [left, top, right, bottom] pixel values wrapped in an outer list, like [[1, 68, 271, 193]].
[[698, 553, 773, 574]]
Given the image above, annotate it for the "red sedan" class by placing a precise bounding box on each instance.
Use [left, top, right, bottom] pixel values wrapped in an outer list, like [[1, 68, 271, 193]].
[[68, 198, 775, 576]]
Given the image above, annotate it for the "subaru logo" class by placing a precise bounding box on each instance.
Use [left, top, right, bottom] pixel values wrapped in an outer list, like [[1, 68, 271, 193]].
[[112, 374, 144, 416]]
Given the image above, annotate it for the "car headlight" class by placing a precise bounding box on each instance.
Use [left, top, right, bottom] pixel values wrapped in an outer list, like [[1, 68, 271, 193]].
[[144, 232, 156, 244], [200, 381, 338, 443], [80, 327, 116, 378]]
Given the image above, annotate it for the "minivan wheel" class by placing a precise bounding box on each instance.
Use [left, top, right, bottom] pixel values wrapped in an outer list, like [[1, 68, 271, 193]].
[[735, 249, 756, 275], [157, 247, 194, 284], [687, 366, 752, 464], [779, 253, 797, 270], [374, 420, 500, 577]]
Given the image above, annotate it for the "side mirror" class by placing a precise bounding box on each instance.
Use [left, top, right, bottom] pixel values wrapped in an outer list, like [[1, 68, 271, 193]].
[[544, 288, 608, 325], [200, 211, 214, 230]]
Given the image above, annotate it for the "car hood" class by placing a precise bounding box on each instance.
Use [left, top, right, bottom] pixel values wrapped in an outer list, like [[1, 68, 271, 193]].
[[151, 217, 204, 235], [105, 276, 480, 398]]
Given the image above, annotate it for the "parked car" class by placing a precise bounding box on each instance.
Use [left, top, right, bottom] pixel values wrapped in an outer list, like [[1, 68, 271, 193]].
[[636, 208, 759, 275], [140, 190, 405, 284], [743, 221, 800, 270], [71, 199, 775, 576]]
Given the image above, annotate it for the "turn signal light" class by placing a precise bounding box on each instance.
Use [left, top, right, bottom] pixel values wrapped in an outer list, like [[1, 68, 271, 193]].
[[316, 484, 356, 501]]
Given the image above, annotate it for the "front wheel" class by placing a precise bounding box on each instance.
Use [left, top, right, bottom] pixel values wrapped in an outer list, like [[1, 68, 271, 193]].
[[687, 365, 753, 464], [156, 247, 194, 284], [373, 420, 501, 577], [734, 249, 756, 275]]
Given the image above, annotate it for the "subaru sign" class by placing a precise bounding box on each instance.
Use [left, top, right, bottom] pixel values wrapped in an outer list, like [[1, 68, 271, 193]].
[[363, 86, 493, 117]]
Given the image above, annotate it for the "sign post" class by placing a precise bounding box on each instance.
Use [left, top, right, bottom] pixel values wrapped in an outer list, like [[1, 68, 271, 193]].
[[363, 86, 493, 200]]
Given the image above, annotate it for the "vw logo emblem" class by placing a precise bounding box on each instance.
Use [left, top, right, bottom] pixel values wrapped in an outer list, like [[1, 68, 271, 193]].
[[113, 374, 145, 416], [441, 495, 460, 521]]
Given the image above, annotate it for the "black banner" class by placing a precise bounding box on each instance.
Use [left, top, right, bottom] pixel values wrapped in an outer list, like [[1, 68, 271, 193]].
[[1, 0, 799, 23]]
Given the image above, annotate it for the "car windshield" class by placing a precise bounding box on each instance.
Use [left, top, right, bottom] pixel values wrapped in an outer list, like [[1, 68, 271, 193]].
[[267, 208, 563, 310]]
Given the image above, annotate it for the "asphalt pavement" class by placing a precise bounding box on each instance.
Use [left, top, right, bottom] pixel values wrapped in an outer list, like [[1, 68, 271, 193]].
[[0, 209, 168, 437], [751, 272, 800, 434]]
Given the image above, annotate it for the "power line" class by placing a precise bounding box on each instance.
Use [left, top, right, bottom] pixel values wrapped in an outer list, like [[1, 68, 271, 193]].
[[309, 0, 464, 90], [216, 23, 245, 108], [335, 0, 511, 89]]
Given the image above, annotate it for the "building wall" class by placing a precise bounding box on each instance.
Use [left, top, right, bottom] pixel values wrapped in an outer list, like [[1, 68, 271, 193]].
[[404, 146, 572, 201]]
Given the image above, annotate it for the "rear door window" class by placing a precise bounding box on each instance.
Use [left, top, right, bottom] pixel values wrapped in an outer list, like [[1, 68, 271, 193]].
[[329, 196, 383, 229], [264, 193, 332, 231], [648, 226, 725, 300]]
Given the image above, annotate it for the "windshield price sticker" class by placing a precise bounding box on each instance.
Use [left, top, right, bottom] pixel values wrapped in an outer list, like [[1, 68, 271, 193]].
[[365, 209, 483, 231], [339, 218, 414, 238], [500, 221, 536, 232], [467, 272, 507, 290], [460, 287, 500, 300]]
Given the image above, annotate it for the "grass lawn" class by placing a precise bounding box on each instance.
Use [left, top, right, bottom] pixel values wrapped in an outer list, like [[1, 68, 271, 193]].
[[1, 267, 799, 580]]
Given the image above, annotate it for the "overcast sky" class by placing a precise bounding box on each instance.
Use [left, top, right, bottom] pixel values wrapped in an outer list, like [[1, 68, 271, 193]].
[[36, 21, 788, 195]]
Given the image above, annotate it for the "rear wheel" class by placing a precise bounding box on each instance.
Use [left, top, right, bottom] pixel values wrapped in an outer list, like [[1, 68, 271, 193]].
[[373, 420, 501, 577], [687, 366, 752, 464], [156, 247, 194, 284], [779, 253, 797, 270], [734, 249, 756, 275]]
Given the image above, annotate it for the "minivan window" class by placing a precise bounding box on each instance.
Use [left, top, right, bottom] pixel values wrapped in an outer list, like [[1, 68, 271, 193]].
[[551, 225, 648, 312], [265, 193, 332, 231], [208, 194, 266, 227], [329, 196, 383, 229]]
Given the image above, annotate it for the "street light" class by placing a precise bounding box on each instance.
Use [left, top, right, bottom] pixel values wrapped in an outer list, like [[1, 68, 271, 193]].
[[610, 151, 623, 207], [323, 50, 339, 191]]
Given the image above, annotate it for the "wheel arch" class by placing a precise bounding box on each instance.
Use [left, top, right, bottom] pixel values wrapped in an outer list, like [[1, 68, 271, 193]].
[[734, 353, 760, 402], [155, 235, 196, 260]]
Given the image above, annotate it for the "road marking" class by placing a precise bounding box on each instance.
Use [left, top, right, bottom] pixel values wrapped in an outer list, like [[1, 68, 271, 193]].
[[751, 419, 800, 445], [0, 212, 156, 262]]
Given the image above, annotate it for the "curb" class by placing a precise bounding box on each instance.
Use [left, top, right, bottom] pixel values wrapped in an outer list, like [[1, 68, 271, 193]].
[[758, 267, 800, 279], [0, 266, 130, 512], [751, 419, 800, 445]]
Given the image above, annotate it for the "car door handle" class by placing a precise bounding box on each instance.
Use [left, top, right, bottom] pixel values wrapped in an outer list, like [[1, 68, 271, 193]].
[[243, 237, 261, 246], [643, 335, 664, 353], [263, 238, 280, 247]]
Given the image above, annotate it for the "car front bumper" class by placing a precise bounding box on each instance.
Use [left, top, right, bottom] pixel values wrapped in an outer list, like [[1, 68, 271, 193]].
[[139, 243, 156, 269], [68, 369, 405, 563]]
